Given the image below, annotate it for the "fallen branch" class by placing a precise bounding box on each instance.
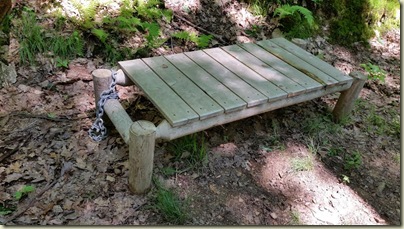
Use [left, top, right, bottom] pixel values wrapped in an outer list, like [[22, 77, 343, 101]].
[[173, 13, 227, 44]]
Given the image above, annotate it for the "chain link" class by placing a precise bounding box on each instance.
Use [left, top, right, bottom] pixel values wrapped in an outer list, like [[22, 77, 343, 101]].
[[89, 70, 119, 141]]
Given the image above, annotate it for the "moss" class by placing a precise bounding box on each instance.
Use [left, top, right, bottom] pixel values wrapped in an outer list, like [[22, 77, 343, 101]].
[[326, 0, 399, 47]]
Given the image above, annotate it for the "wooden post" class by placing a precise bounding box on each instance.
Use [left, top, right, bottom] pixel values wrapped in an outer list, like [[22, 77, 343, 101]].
[[333, 71, 367, 122], [129, 120, 156, 194], [92, 69, 112, 109]]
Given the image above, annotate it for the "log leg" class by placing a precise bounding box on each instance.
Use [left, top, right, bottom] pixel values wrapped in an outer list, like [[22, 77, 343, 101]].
[[92, 69, 112, 109], [129, 120, 156, 194], [333, 71, 367, 122]]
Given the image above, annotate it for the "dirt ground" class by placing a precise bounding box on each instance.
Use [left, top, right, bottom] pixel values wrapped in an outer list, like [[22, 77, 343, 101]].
[[0, 0, 401, 225]]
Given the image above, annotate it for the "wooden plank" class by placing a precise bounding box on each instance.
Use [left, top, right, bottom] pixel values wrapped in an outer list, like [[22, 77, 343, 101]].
[[119, 59, 198, 127], [164, 53, 246, 113], [203, 47, 288, 102], [270, 37, 352, 84], [222, 44, 306, 97], [142, 56, 224, 120], [238, 43, 323, 93], [156, 81, 352, 141], [185, 50, 268, 107], [257, 40, 338, 86]]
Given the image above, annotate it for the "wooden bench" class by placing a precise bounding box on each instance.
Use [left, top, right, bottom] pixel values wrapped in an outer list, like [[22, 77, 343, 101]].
[[92, 37, 366, 194]]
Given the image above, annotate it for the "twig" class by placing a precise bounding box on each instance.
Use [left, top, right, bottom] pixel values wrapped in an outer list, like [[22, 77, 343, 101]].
[[0, 134, 30, 163], [173, 13, 227, 44], [11, 111, 88, 122]]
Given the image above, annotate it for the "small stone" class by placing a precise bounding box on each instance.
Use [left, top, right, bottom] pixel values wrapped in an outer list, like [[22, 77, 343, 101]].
[[271, 29, 283, 38], [376, 181, 385, 194], [270, 212, 278, 219], [291, 38, 308, 50], [40, 80, 49, 88], [52, 205, 63, 214], [106, 175, 115, 182], [114, 168, 121, 175]]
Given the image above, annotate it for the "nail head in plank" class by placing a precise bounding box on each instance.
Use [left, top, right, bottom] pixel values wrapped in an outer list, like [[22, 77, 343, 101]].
[[257, 40, 338, 86], [270, 37, 352, 84], [203, 47, 288, 102], [222, 44, 306, 97], [142, 56, 224, 120], [239, 43, 322, 93], [185, 50, 268, 107], [118, 59, 198, 127]]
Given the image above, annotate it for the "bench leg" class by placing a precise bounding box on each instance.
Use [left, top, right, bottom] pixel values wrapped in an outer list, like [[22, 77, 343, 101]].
[[92, 69, 112, 109], [129, 120, 156, 194], [332, 71, 367, 122]]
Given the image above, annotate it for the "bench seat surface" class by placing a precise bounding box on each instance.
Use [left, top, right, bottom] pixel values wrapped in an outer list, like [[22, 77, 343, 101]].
[[119, 37, 352, 127]]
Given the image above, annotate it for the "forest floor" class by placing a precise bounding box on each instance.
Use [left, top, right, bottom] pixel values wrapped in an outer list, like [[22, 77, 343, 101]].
[[0, 0, 401, 225]]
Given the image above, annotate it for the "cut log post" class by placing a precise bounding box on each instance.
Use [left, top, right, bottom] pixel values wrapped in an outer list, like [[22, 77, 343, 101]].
[[115, 69, 135, 86], [92, 69, 113, 109], [333, 71, 367, 122], [129, 120, 156, 194]]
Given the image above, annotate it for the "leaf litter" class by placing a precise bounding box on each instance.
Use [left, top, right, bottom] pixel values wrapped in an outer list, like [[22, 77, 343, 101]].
[[0, 0, 400, 226]]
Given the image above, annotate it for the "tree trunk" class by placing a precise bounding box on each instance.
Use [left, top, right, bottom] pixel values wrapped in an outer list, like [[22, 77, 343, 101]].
[[0, 0, 12, 24]]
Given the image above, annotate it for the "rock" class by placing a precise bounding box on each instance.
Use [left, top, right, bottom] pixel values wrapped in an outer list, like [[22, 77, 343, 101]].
[[52, 205, 64, 214], [270, 212, 278, 219], [0, 61, 17, 88], [376, 181, 385, 194], [291, 38, 308, 50], [236, 35, 251, 43], [271, 28, 283, 38]]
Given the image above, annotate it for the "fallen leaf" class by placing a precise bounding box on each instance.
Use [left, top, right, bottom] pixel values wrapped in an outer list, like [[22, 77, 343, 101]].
[[4, 173, 23, 183]]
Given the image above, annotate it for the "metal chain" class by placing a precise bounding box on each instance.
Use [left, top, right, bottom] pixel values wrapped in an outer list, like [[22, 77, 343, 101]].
[[88, 70, 119, 142]]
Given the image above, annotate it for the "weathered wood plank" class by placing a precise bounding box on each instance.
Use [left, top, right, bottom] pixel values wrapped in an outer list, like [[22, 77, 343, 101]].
[[185, 50, 268, 107], [270, 37, 352, 84], [239, 43, 322, 93], [142, 56, 224, 120], [156, 81, 352, 141], [119, 59, 198, 127], [164, 53, 246, 113], [222, 44, 306, 97], [257, 40, 338, 86], [203, 47, 288, 102]]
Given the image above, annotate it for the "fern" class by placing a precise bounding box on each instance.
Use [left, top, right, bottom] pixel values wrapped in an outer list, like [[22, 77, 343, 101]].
[[91, 28, 109, 43], [274, 4, 314, 26], [172, 31, 213, 48], [195, 34, 213, 48]]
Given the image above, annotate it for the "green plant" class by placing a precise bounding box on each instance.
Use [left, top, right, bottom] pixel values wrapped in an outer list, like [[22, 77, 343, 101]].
[[56, 57, 69, 69], [14, 185, 35, 200], [172, 31, 213, 48], [274, 4, 316, 38], [328, 146, 343, 157], [393, 153, 400, 164], [290, 210, 301, 225], [50, 30, 85, 59], [161, 167, 177, 176], [360, 63, 386, 83], [245, 24, 263, 37], [154, 180, 188, 224], [291, 156, 313, 172], [341, 174, 350, 184], [247, 0, 273, 17], [344, 151, 362, 170], [167, 134, 208, 168], [0, 204, 15, 216], [16, 9, 46, 64]]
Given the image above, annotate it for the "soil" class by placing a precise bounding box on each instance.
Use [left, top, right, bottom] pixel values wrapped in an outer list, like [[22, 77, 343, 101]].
[[0, 0, 400, 225]]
